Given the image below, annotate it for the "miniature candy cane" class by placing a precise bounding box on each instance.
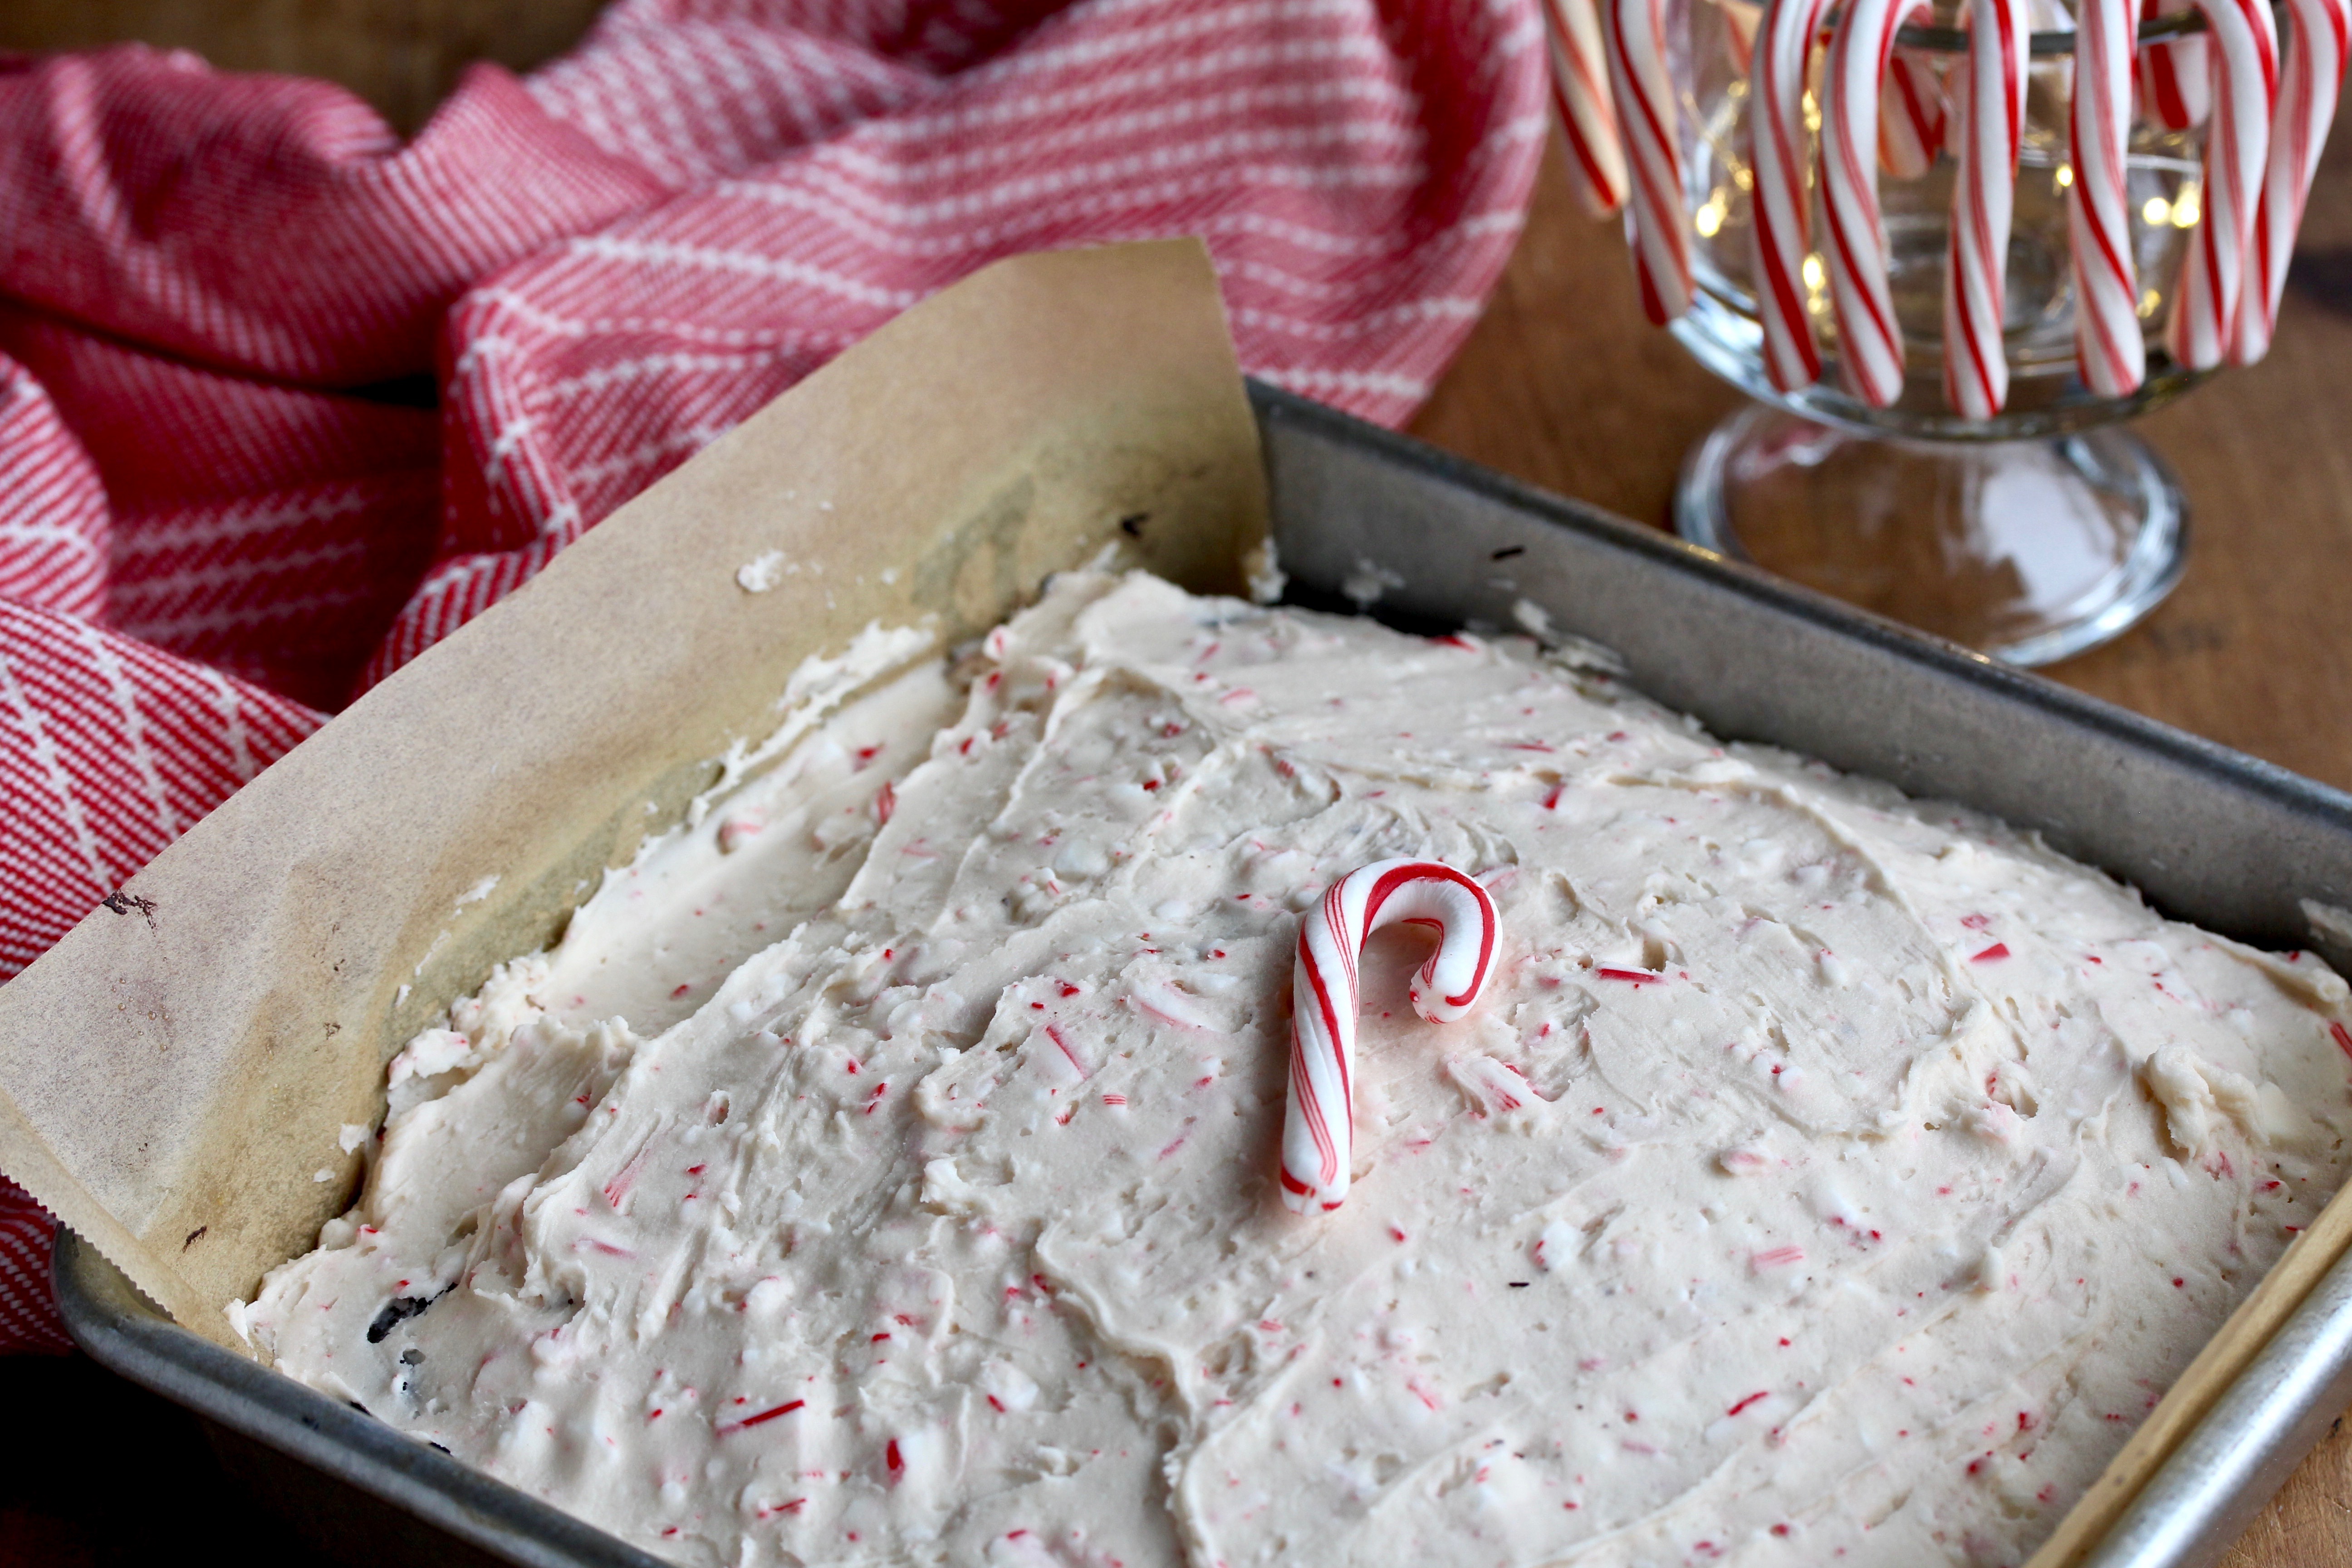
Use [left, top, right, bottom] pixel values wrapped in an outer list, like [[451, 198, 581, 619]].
[[2233, 0, 2351, 363], [1882, 49, 1950, 177], [1605, 0, 1693, 322], [1748, 0, 1838, 390], [1941, 0, 2030, 418], [1820, 0, 1940, 405], [1547, 0, 1631, 217], [2166, 0, 2277, 371], [2071, 0, 2148, 395], [2138, 0, 2215, 131], [1279, 859, 1499, 1215]]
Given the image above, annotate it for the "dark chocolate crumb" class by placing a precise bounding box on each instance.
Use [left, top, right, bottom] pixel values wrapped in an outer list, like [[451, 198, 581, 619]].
[[101, 890, 158, 928], [365, 1289, 448, 1344]]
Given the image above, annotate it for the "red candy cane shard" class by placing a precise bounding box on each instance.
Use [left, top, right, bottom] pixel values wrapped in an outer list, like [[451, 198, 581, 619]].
[[1279, 860, 1499, 1215], [2233, 0, 2352, 363], [1821, 0, 1935, 406], [2165, 0, 2278, 371], [1605, 0, 1694, 323], [2072, 0, 2147, 396], [1941, 0, 2029, 419], [1546, 0, 1631, 217], [1748, 0, 1836, 391]]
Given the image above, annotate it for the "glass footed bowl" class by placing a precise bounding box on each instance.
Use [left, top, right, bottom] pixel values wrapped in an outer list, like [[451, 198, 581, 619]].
[[1661, 0, 2226, 666]]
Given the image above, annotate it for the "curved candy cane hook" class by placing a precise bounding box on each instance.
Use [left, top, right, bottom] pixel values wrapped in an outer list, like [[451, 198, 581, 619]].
[[1279, 859, 1499, 1215], [2165, 0, 2278, 370], [1545, 0, 1631, 217], [1820, 0, 1940, 407], [1604, 0, 1694, 323]]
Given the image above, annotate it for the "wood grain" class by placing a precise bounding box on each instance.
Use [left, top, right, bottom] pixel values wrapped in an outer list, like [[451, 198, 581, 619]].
[[0, 0, 605, 132], [4, 4, 2351, 1562]]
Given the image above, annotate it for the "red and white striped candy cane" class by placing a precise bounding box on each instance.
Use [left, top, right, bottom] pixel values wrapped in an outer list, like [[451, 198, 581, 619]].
[[1819, 0, 1941, 405], [1882, 49, 1951, 177], [1605, 0, 1693, 323], [2166, 0, 2277, 370], [2072, 0, 2148, 395], [2138, 0, 2215, 131], [1748, 0, 1837, 390], [1546, 0, 1631, 217], [1941, 0, 2030, 418], [1279, 860, 1499, 1215], [2232, 0, 2351, 363]]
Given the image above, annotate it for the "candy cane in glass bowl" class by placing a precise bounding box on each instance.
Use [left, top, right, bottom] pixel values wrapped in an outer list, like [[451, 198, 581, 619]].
[[1549, 0, 2346, 665]]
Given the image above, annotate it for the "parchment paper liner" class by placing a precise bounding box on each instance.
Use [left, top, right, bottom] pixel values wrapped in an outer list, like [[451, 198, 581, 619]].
[[0, 238, 1263, 1342], [0, 236, 2337, 1565]]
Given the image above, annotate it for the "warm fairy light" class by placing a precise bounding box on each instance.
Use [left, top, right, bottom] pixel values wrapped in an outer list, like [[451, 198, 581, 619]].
[[2172, 191, 2201, 228], [2143, 196, 2171, 226], [1734, 167, 1753, 191], [2139, 288, 2161, 318], [2054, 164, 2073, 189], [1695, 196, 1726, 238], [1802, 254, 1826, 291]]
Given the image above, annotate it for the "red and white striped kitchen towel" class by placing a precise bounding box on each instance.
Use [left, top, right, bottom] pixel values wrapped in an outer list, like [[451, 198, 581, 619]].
[[0, 0, 1548, 1351]]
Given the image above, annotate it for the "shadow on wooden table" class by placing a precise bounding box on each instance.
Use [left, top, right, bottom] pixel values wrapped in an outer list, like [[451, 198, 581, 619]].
[[0, 0, 606, 133], [0, 1352, 333, 1568]]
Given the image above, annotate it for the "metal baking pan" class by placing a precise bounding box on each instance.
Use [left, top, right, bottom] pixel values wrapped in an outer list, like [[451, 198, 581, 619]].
[[56, 380, 2352, 1568]]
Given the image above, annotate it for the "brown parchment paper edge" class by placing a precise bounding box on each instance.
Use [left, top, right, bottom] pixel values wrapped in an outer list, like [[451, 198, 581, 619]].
[[0, 237, 1267, 1351], [2025, 1179, 2352, 1568]]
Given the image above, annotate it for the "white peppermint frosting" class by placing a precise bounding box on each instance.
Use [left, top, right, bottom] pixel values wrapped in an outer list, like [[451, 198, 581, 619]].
[[241, 572, 2352, 1568]]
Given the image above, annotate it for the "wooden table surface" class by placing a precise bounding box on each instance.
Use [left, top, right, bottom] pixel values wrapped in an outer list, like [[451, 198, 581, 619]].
[[3, 4, 2351, 1564]]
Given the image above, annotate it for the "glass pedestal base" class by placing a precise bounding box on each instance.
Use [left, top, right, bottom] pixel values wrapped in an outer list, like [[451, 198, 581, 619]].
[[1673, 403, 2189, 667]]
